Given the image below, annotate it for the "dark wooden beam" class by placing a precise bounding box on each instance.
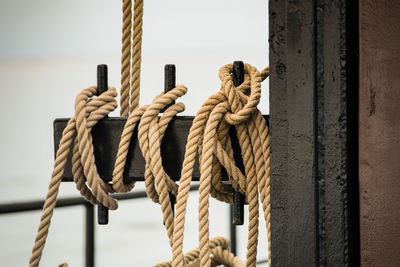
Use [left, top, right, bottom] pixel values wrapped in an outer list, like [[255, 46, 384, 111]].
[[54, 115, 269, 183], [269, 0, 359, 266]]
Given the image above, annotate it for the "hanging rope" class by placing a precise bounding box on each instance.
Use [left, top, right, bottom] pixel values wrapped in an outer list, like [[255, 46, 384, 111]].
[[29, 86, 118, 267], [120, 0, 143, 116], [170, 64, 271, 267], [29, 0, 271, 266], [129, 0, 144, 113], [120, 0, 132, 116]]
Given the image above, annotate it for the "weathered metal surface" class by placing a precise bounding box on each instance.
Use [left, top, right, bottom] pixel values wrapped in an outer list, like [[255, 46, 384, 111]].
[[54, 114, 269, 182], [231, 61, 245, 226], [96, 64, 110, 225], [270, 1, 316, 265], [359, 1, 400, 266], [269, 0, 359, 266]]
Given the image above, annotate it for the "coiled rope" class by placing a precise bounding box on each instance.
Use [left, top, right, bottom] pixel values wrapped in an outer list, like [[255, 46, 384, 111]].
[[29, 1, 183, 265], [170, 64, 271, 267], [29, 87, 119, 266], [29, 1, 271, 266], [155, 236, 244, 267]]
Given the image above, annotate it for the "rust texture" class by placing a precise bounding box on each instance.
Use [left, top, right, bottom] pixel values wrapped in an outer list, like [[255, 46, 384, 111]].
[[359, 1, 400, 266]]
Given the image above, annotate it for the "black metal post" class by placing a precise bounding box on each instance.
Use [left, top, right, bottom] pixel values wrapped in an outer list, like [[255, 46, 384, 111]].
[[85, 203, 95, 267], [96, 64, 110, 225], [230, 61, 245, 225], [164, 64, 176, 217], [229, 204, 237, 255]]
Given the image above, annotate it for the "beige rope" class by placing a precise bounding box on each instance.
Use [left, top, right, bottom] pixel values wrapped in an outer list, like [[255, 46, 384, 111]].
[[30, 1, 272, 266], [129, 0, 144, 113], [156, 237, 244, 267], [138, 86, 187, 246], [120, 0, 132, 116], [29, 86, 187, 267], [29, 86, 118, 267], [120, 0, 143, 116], [171, 64, 271, 267]]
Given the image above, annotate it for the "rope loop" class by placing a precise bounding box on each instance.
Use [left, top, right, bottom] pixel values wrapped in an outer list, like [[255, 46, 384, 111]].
[[29, 85, 118, 267], [138, 85, 187, 246], [156, 237, 244, 267], [72, 86, 119, 210], [219, 64, 261, 126], [171, 63, 271, 267], [31, 0, 271, 263]]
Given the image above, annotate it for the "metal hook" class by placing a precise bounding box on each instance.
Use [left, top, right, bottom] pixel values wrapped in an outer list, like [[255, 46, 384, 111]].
[[231, 61, 245, 226], [96, 64, 110, 225]]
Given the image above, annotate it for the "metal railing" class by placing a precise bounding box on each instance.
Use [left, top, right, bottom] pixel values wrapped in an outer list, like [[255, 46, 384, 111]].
[[0, 185, 242, 267], [0, 185, 268, 266]]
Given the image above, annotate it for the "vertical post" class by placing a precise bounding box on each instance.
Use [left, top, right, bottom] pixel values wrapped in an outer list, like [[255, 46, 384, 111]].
[[269, 0, 360, 265], [231, 61, 245, 225], [85, 203, 95, 267], [229, 205, 237, 255], [164, 64, 176, 217], [97, 64, 109, 225]]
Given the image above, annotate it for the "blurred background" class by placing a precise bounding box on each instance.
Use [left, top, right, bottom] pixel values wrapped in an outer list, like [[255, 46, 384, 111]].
[[0, 0, 269, 266]]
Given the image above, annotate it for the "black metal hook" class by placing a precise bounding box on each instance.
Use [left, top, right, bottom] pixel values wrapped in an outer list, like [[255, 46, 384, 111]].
[[96, 64, 110, 225], [164, 64, 177, 220], [230, 61, 245, 226]]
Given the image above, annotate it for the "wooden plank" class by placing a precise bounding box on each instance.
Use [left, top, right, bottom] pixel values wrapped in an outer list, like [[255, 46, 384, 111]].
[[359, 1, 400, 266], [270, 0, 317, 265], [269, 0, 289, 265], [269, 0, 359, 266], [318, 1, 360, 266], [54, 115, 269, 183]]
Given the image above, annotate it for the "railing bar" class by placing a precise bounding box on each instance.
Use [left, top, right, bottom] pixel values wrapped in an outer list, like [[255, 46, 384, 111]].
[[256, 259, 268, 265], [229, 205, 237, 255], [85, 203, 95, 267], [0, 185, 200, 214]]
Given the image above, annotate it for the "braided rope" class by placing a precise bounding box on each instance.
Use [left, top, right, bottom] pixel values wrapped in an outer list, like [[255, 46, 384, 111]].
[[156, 237, 243, 267], [120, 0, 144, 115], [129, 0, 144, 113], [29, 87, 118, 267], [171, 64, 271, 267], [30, 1, 272, 265], [138, 86, 187, 246], [120, 0, 132, 116]]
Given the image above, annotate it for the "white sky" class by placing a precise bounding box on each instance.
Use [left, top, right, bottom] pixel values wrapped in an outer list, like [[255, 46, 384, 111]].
[[0, 0, 268, 59]]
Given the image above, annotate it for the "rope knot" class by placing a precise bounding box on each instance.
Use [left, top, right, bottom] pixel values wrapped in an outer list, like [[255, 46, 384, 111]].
[[73, 86, 119, 210], [218, 64, 261, 126]]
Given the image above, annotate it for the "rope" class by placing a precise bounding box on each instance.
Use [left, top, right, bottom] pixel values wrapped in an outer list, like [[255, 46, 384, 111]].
[[129, 0, 144, 113], [30, 1, 272, 266], [120, 0, 143, 115], [137, 86, 187, 246], [28, 85, 188, 267], [155, 237, 244, 267], [120, 0, 132, 116], [171, 64, 271, 267], [29, 86, 118, 267]]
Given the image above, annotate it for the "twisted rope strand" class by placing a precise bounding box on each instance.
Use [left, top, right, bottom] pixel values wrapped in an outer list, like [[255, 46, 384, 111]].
[[129, 0, 144, 113], [29, 87, 118, 267], [156, 237, 242, 267], [120, 0, 132, 116], [171, 64, 271, 267], [31, 0, 271, 264]]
